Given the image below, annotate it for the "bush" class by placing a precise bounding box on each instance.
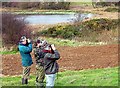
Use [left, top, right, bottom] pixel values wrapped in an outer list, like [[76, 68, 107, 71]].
[[104, 7, 120, 12], [39, 18, 118, 40], [2, 12, 31, 46], [82, 18, 118, 31], [18, 2, 29, 9], [40, 25, 80, 39]]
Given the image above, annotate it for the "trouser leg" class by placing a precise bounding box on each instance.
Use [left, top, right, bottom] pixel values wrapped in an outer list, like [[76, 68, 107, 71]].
[[22, 66, 31, 84], [45, 74, 56, 88], [36, 65, 45, 88]]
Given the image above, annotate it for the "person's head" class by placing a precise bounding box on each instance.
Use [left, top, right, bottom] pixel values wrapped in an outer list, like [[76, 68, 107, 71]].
[[20, 36, 27, 45], [44, 44, 52, 52], [41, 40, 48, 47], [36, 39, 42, 47], [44, 44, 56, 54]]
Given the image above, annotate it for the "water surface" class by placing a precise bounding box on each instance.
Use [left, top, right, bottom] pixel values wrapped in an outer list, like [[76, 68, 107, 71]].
[[24, 13, 94, 24]]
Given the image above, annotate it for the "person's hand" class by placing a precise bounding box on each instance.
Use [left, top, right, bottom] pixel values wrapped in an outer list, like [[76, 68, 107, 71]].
[[51, 44, 56, 50], [37, 43, 40, 47], [27, 39, 31, 43]]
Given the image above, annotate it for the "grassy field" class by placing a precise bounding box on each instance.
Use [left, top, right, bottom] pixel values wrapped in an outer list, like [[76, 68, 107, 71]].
[[71, 2, 92, 6], [37, 37, 108, 47], [1, 2, 93, 15], [0, 37, 108, 55], [13, 10, 77, 15], [0, 50, 18, 55], [2, 67, 118, 87]]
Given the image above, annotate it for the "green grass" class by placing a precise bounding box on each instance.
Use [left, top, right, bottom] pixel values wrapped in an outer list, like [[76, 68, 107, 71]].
[[2, 67, 118, 86], [1, 37, 108, 55], [14, 10, 77, 15], [40, 37, 108, 47], [0, 50, 18, 55], [70, 1, 92, 6]]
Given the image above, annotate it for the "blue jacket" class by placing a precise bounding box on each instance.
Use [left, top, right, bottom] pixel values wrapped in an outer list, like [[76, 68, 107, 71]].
[[18, 42, 33, 67]]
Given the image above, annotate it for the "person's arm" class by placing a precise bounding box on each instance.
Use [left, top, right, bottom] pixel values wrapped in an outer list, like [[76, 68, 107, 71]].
[[33, 47, 39, 58], [44, 50, 60, 60], [28, 43, 32, 51], [19, 43, 32, 53]]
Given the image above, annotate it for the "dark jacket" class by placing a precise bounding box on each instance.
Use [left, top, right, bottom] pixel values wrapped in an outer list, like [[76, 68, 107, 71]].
[[43, 50, 60, 74], [18, 42, 33, 67]]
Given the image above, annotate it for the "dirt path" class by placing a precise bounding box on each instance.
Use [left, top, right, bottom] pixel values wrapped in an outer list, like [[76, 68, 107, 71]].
[[2, 44, 118, 76]]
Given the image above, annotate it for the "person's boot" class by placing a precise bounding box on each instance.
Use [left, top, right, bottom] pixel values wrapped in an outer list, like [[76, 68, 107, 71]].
[[36, 82, 44, 88], [22, 78, 25, 84], [25, 78, 28, 84]]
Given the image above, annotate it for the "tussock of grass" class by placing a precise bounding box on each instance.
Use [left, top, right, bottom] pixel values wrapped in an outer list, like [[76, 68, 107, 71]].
[[2, 67, 118, 86]]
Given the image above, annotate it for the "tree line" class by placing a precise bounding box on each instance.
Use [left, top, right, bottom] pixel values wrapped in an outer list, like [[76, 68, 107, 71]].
[[2, 2, 70, 10], [92, 0, 119, 8]]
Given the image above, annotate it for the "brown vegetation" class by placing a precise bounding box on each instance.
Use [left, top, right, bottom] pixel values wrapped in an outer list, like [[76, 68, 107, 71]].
[[2, 2, 70, 10], [2, 13, 31, 46]]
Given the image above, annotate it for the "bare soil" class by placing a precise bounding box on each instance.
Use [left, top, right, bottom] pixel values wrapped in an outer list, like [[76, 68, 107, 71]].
[[2, 44, 118, 76]]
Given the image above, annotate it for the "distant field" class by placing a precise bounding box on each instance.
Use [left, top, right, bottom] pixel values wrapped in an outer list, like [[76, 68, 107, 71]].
[[2, 67, 118, 86], [0, 37, 109, 55], [70, 2, 92, 6]]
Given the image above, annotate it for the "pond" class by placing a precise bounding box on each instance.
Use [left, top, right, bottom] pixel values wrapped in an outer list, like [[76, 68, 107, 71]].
[[24, 13, 94, 24]]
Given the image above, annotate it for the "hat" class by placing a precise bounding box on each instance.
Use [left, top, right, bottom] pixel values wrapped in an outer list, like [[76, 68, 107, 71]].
[[41, 40, 48, 46], [20, 36, 27, 42], [36, 39, 41, 43], [44, 45, 51, 50]]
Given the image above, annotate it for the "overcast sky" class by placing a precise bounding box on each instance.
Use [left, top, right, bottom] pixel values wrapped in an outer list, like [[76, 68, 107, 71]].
[[0, 0, 120, 2]]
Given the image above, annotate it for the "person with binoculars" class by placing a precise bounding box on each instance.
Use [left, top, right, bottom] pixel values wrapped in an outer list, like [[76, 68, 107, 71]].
[[18, 36, 60, 87], [34, 39, 60, 88], [43, 43, 60, 88], [18, 36, 33, 85], [33, 39, 46, 88]]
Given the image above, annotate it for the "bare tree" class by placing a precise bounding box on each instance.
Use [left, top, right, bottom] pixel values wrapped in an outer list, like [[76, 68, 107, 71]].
[[2, 12, 31, 45]]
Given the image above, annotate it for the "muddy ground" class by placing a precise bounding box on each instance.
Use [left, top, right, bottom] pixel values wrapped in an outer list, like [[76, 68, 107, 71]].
[[2, 44, 118, 76]]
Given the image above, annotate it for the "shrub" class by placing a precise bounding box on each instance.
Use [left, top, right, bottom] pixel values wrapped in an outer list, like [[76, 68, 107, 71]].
[[40, 25, 80, 39], [18, 2, 29, 9], [2, 12, 31, 46], [104, 7, 120, 12], [82, 18, 118, 31], [39, 18, 118, 40]]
